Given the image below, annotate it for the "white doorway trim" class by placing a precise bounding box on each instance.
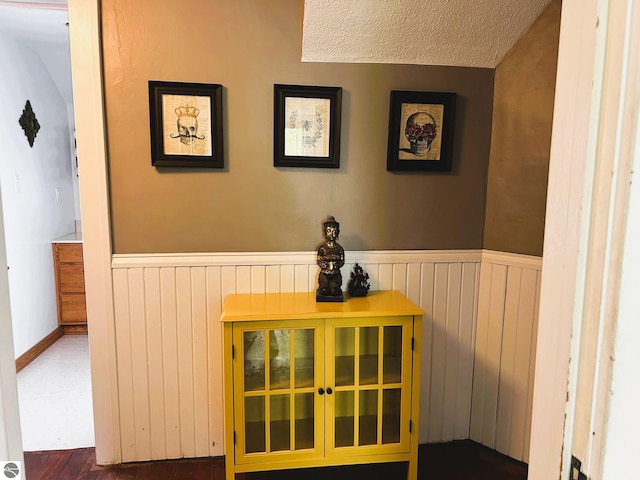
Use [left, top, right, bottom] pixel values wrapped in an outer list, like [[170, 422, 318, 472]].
[[68, 0, 121, 464], [0, 187, 23, 464], [527, 0, 600, 474], [529, 0, 640, 478]]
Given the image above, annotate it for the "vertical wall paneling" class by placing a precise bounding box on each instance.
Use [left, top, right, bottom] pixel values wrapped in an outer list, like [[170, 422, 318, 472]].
[[405, 263, 422, 306], [428, 263, 449, 441], [495, 267, 522, 455], [483, 263, 507, 447], [112, 268, 136, 462], [294, 264, 310, 292], [176, 267, 195, 456], [265, 265, 281, 293], [110, 250, 539, 464], [524, 269, 541, 463], [236, 266, 251, 294], [250, 265, 266, 293], [206, 266, 224, 456], [128, 268, 152, 460], [143, 267, 166, 460], [470, 251, 543, 462], [508, 267, 538, 461], [220, 266, 237, 299], [454, 263, 480, 439], [191, 267, 210, 456], [280, 264, 295, 292], [418, 262, 435, 443], [392, 263, 409, 294], [470, 262, 492, 441], [378, 264, 394, 291], [160, 267, 181, 459], [443, 263, 462, 442]]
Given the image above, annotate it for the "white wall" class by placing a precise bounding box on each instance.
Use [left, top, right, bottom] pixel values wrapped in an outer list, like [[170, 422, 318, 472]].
[[0, 32, 76, 358]]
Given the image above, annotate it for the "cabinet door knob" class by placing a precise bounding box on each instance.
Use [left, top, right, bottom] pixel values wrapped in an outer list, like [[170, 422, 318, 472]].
[[318, 388, 325, 395], [326, 387, 333, 395]]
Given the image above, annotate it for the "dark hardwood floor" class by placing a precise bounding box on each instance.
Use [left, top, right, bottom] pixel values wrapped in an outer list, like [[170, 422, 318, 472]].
[[24, 440, 527, 480]]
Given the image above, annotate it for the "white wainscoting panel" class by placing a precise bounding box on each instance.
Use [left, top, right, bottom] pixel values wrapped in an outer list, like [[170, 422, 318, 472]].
[[110, 249, 540, 464], [470, 251, 542, 463]]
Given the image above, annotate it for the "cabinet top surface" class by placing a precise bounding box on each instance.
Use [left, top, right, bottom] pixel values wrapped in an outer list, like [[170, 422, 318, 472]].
[[52, 232, 83, 243], [221, 290, 424, 322]]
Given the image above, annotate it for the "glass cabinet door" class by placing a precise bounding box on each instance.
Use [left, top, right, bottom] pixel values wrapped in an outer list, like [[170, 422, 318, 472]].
[[234, 319, 323, 464], [326, 317, 412, 456]]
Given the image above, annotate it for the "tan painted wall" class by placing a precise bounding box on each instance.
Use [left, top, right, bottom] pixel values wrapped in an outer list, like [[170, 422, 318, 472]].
[[101, 0, 494, 254], [483, 0, 561, 256]]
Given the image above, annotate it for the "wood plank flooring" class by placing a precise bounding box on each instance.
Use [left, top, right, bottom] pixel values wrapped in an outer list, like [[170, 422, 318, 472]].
[[24, 440, 527, 480]]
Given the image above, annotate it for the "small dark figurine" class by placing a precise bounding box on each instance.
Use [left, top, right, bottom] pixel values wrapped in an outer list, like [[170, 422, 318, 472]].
[[316, 216, 345, 302], [347, 263, 371, 297]]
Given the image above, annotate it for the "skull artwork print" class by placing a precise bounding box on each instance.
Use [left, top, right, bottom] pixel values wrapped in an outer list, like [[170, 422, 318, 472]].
[[399, 104, 444, 160], [149, 81, 224, 168], [171, 105, 205, 145], [162, 95, 212, 156], [386, 90, 456, 172]]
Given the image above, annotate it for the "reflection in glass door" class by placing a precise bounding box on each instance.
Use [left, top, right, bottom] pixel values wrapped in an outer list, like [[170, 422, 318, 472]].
[[236, 321, 321, 461]]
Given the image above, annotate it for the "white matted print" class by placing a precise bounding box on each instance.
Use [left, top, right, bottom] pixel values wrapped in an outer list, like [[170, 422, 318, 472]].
[[284, 97, 330, 157]]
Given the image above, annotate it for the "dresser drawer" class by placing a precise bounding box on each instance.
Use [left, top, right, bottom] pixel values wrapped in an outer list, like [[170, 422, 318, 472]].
[[59, 294, 87, 324], [55, 243, 83, 263], [58, 264, 86, 293]]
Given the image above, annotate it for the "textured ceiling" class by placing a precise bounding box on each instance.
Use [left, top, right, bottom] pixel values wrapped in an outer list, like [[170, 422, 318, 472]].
[[302, 0, 553, 68], [0, 0, 553, 107]]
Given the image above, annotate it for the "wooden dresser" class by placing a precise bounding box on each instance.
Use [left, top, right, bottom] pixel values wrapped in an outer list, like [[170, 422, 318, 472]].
[[52, 234, 87, 333]]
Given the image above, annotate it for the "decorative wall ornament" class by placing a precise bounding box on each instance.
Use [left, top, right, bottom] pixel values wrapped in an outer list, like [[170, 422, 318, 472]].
[[19, 100, 40, 148]]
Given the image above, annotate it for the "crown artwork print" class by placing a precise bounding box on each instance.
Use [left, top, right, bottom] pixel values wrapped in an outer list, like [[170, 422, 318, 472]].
[[162, 94, 212, 156]]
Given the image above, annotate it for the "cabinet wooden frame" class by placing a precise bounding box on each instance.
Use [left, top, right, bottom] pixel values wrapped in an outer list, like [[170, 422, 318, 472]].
[[221, 291, 423, 480]]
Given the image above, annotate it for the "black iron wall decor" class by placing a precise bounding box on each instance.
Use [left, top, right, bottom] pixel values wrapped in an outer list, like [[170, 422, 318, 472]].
[[19, 100, 40, 148]]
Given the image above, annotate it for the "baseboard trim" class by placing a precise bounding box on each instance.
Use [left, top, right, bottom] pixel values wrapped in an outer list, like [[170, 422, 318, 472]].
[[62, 325, 89, 335], [16, 326, 64, 372]]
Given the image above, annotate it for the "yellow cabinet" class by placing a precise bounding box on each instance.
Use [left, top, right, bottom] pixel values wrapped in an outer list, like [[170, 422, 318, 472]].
[[221, 290, 423, 480]]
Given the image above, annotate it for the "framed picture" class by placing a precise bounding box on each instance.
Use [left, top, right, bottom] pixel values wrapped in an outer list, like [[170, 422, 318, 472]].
[[274, 84, 342, 168], [149, 81, 223, 168], [386, 91, 456, 172]]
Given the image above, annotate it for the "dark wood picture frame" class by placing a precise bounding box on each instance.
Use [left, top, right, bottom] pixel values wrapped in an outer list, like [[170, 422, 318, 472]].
[[149, 81, 223, 168], [386, 90, 456, 172], [274, 84, 342, 168]]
